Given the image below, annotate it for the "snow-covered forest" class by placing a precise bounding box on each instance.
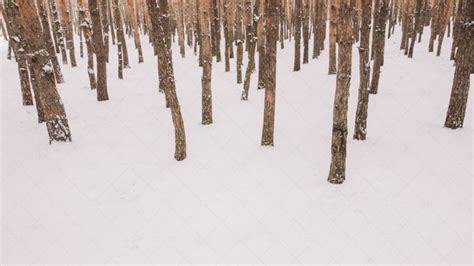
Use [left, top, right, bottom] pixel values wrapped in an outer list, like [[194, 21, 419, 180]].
[[1, 0, 472, 264]]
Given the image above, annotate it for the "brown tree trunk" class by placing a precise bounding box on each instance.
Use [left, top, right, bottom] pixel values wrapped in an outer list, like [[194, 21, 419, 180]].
[[112, 0, 125, 79], [369, 0, 388, 95], [37, 0, 64, 83], [58, 0, 77, 67], [294, 0, 302, 71], [89, 0, 109, 101], [242, 0, 259, 100], [328, 0, 338, 74], [223, 0, 234, 72], [50, 0, 68, 64], [328, 0, 352, 184], [211, 0, 221, 62], [235, 0, 244, 84], [256, 0, 266, 90], [128, 0, 144, 62], [261, 0, 280, 146], [353, 0, 371, 140], [302, 0, 310, 64], [17, 0, 72, 143], [146, 0, 187, 160], [445, 0, 472, 129], [200, 0, 213, 125], [4, 0, 34, 106], [79, 3, 97, 90]]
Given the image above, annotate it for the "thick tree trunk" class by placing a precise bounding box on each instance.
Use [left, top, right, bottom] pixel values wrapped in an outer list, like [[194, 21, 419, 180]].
[[199, 0, 213, 125], [328, 0, 352, 184], [353, 0, 371, 140], [146, 0, 187, 160], [4, 0, 34, 106], [445, 0, 472, 129], [88, 0, 109, 101], [17, 0, 72, 143], [261, 0, 280, 146]]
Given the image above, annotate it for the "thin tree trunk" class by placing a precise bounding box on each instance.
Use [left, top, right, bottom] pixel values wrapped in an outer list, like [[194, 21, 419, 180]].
[[353, 0, 371, 140], [242, 0, 259, 100], [59, 0, 77, 67], [112, 0, 124, 79], [127, 0, 144, 62], [50, 0, 68, 64], [328, 0, 338, 74], [294, 0, 302, 71], [235, 0, 244, 84], [200, 0, 213, 125]]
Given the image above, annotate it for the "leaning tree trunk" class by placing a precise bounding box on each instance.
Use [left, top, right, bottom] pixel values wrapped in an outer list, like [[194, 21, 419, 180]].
[[328, 0, 352, 184], [17, 0, 72, 143], [37, 0, 64, 84], [261, 0, 280, 146], [444, 0, 472, 129], [88, 0, 109, 101], [146, 0, 187, 161], [241, 0, 260, 100], [353, 0, 372, 140], [369, 0, 388, 95], [199, 0, 213, 125]]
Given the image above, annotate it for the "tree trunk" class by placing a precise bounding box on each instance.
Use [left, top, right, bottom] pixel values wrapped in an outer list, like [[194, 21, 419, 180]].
[[58, 0, 77, 67], [369, 0, 388, 95], [50, 0, 68, 64], [328, 0, 338, 74], [445, 0, 472, 129], [235, 0, 244, 84], [37, 0, 64, 83], [261, 0, 280, 146], [328, 0, 352, 184], [294, 0, 302, 71], [199, 0, 213, 125], [88, 0, 109, 101], [353, 0, 371, 140], [146, 0, 187, 161], [17, 0, 72, 143], [241, 0, 259, 100], [128, 0, 144, 62], [302, 0, 310, 64]]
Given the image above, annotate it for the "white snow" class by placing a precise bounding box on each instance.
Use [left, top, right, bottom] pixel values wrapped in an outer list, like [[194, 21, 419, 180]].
[[0, 27, 471, 264]]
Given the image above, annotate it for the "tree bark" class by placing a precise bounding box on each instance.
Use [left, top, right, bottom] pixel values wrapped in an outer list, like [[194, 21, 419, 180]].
[[328, 0, 352, 184], [261, 0, 280, 146], [445, 0, 472, 129], [328, 0, 338, 74], [241, 0, 259, 100], [88, 0, 109, 101], [17, 0, 72, 143], [294, 0, 302, 71], [200, 0, 213, 125], [146, 0, 187, 160], [353, 0, 371, 140]]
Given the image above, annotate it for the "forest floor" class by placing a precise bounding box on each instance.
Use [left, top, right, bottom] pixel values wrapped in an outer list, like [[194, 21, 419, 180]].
[[1, 28, 472, 264]]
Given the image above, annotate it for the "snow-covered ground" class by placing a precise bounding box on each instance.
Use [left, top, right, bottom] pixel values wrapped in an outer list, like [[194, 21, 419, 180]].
[[1, 27, 472, 264]]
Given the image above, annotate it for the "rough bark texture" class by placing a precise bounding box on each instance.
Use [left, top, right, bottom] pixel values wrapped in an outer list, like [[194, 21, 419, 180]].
[[353, 0, 371, 140], [293, 0, 302, 71], [128, 0, 144, 62], [50, 0, 68, 64], [328, 0, 352, 184], [59, 0, 77, 67], [369, 0, 388, 95], [261, 0, 280, 146], [112, 0, 125, 79], [79, 2, 97, 90], [146, 0, 187, 161], [200, 0, 213, 125], [235, 0, 244, 84], [241, 0, 259, 100], [328, 0, 338, 74], [37, 0, 64, 83], [445, 0, 472, 129], [88, 0, 109, 101], [17, 0, 72, 143]]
